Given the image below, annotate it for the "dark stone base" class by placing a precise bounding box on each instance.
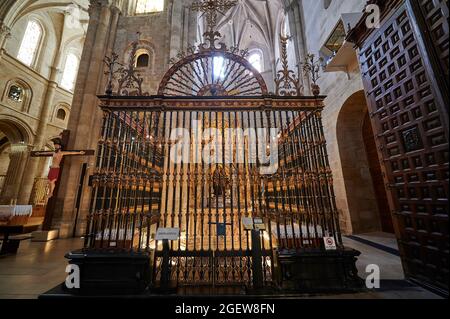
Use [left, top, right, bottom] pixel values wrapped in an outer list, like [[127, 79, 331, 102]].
[[64, 249, 151, 295], [278, 248, 364, 293]]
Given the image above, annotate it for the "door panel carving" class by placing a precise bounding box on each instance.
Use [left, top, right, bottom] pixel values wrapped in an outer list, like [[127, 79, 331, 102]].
[[358, 4, 449, 291]]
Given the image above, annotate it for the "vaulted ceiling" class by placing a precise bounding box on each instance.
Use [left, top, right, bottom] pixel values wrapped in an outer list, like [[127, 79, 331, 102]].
[[215, 0, 285, 49], [197, 0, 287, 73]]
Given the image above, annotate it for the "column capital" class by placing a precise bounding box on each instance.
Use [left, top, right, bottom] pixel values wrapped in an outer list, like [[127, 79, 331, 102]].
[[89, 0, 122, 13], [110, 4, 122, 16], [0, 21, 11, 39]]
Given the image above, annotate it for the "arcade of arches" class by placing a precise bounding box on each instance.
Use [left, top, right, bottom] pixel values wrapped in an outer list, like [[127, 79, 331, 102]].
[[0, 0, 448, 297]]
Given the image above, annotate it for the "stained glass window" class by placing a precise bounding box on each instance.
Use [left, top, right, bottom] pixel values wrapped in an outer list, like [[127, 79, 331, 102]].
[[136, 0, 164, 14], [17, 20, 42, 67], [61, 53, 79, 91], [8, 85, 23, 102], [248, 51, 263, 72]]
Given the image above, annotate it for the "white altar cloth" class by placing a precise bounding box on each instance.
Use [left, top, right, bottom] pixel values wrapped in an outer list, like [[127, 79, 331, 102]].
[[0, 205, 33, 220]]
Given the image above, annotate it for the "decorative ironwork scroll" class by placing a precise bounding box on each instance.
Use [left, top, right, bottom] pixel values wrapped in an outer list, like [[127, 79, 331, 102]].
[[275, 35, 303, 96], [301, 53, 324, 96], [158, 31, 268, 96], [192, 0, 238, 31], [104, 33, 149, 96], [103, 52, 122, 96]]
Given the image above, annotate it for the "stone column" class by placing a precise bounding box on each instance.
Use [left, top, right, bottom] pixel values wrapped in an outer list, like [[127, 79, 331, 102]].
[[0, 144, 31, 204], [53, 0, 121, 238], [17, 66, 60, 204], [286, 1, 311, 94], [99, 5, 121, 93]]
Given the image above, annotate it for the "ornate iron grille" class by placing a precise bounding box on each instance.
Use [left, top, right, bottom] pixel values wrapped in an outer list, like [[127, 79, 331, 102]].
[[84, 97, 342, 288]]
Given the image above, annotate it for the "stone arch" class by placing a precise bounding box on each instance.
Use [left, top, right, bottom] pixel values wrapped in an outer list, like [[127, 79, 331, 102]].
[[0, 115, 33, 144], [0, 115, 33, 204], [336, 90, 390, 234]]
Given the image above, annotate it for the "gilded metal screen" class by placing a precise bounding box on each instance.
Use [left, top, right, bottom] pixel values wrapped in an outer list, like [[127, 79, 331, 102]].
[[84, 99, 341, 288]]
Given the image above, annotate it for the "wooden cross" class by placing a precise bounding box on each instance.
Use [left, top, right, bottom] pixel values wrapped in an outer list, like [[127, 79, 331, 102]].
[[192, 0, 237, 31], [30, 130, 95, 231]]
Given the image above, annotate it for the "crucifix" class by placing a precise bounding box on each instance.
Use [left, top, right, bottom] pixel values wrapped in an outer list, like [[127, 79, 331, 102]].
[[192, 0, 238, 31], [30, 130, 95, 230]]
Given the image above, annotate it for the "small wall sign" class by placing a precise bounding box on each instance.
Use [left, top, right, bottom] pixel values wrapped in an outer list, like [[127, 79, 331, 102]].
[[253, 218, 266, 230], [156, 228, 180, 241], [242, 217, 254, 230], [323, 236, 337, 250]]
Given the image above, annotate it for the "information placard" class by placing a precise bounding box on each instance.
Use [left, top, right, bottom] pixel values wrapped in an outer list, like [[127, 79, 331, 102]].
[[156, 228, 180, 241], [242, 217, 254, 230], [253, 218, 266, 230]]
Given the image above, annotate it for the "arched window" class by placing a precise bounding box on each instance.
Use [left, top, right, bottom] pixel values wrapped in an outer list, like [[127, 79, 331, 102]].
[[17, 20, 43, 67], [136, 53, 150, 68], [3, 79, 33, 112], [61, 53, 79, 91], [136, 0, 164, 14], [7, 85, 23, 102], [213, 56, 225, 79], [248, 51, 263, 73], [56, 108, 67, 121]]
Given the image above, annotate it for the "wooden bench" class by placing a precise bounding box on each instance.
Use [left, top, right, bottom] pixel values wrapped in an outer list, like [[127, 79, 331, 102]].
[[0, 224, 39, 256]]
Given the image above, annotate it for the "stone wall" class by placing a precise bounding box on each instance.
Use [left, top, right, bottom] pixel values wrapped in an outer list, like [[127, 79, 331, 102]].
[[0, 1, 87, 204], [0, 0, 386, 236], [299, 0, 381, 234]]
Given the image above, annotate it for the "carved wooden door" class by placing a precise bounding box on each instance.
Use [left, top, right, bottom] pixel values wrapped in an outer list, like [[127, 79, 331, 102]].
[[358, 3, 449, 292]]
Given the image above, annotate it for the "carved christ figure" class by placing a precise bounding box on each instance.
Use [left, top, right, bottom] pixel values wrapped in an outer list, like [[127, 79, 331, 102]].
[[45, 138, 85, 199], [212, 165, 228, 197]]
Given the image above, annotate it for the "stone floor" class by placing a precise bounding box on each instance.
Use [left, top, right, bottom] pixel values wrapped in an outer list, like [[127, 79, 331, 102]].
[[343, 234, 403, 281], [0, 233, 443, 299]]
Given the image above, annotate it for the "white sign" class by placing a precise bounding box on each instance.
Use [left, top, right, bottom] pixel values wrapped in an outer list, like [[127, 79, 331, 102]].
[[242, 217, 254, 230], [323, 236, 337, 250], [253, 218, 266, 230], [156, 228, 180, 241]]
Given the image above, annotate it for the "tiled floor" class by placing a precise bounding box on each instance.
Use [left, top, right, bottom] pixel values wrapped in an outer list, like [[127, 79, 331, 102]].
[[0, 234, 443, 299]]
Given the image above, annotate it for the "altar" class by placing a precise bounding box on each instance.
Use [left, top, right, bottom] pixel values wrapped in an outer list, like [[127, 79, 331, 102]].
[[0, 205, 33, 226]]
